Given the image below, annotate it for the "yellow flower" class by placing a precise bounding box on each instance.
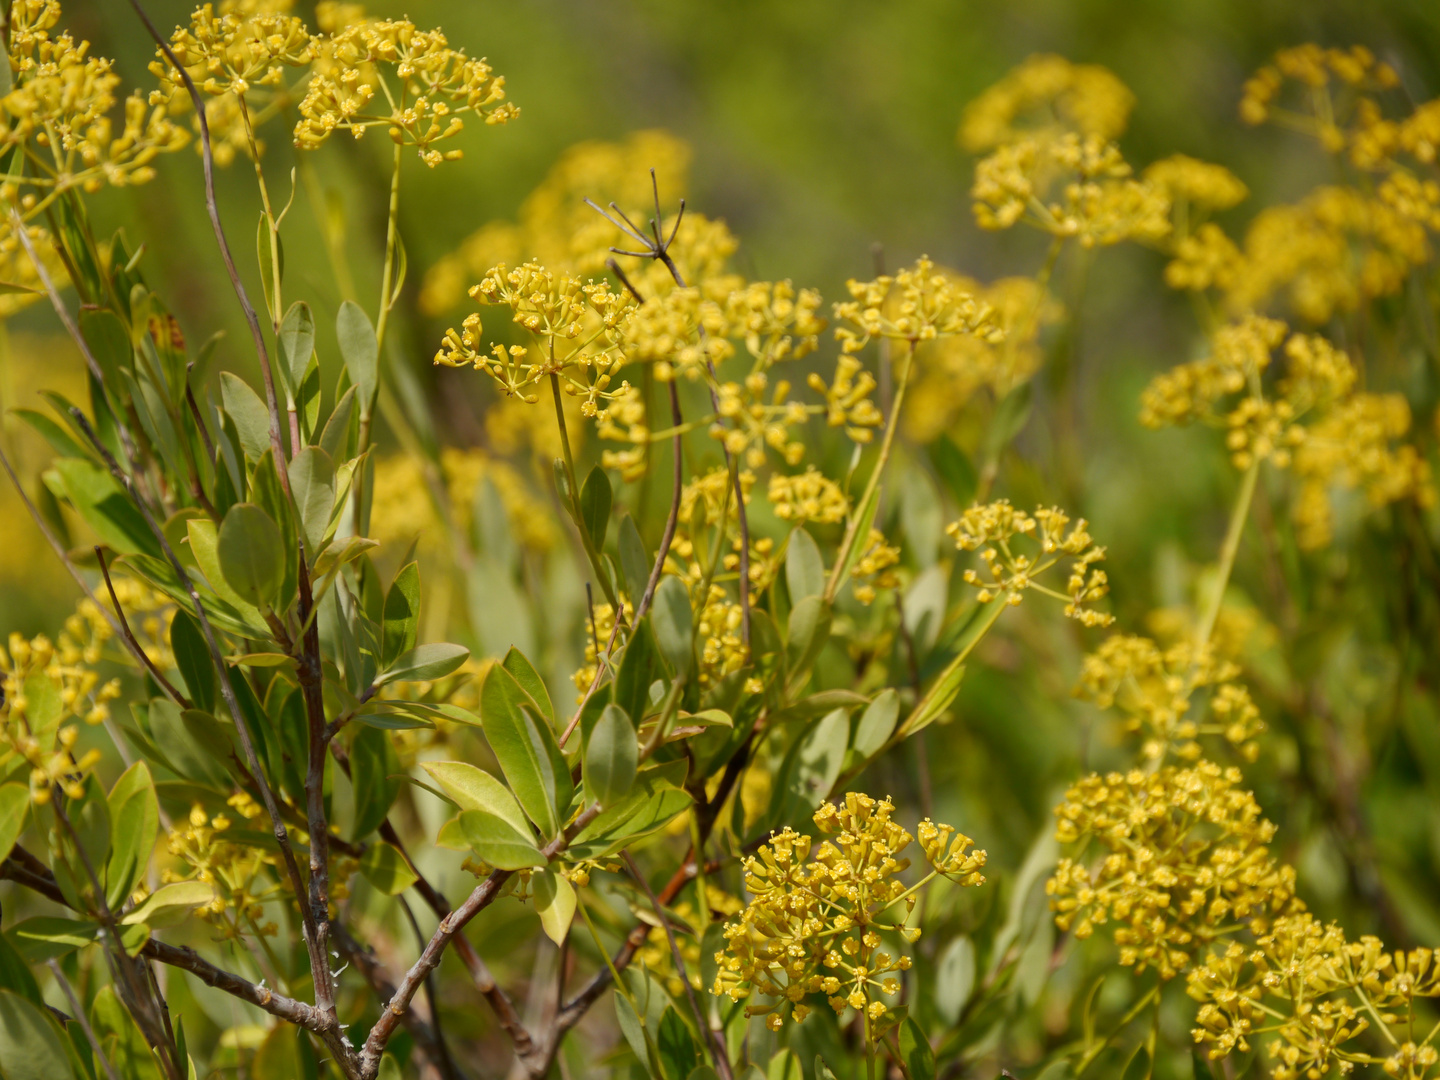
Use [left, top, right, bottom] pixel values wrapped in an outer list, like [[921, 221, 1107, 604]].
[[768, 467, 849, 526], [1143, 154, 1248, 212], [435, 262, 633, 412], [959, 54, 1134, 152], [947, 501, 1114, 626], [295, 15, 516, 165], [3, 0, 188, 204], [833, 256, 1003, 355], [712, 793, 984, 1033], [1048, 761, 1301, 980]]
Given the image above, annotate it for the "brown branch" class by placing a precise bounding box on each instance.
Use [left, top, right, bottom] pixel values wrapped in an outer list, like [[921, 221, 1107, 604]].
[[95, 547, 191, 708], [358, 802, 606, 1077], [329, 742, 541, 1070], [66, 409, 355, 1073]]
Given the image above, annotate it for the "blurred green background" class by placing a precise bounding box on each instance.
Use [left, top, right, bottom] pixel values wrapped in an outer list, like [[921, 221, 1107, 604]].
[[5, 0, 1440, 1011]]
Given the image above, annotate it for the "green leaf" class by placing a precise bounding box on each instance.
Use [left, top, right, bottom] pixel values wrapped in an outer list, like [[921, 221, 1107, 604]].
[[185, 518, 266, 630], [288, 447, 336, 553], [813, 1060, 837, 1080], [358, 841, 418, 896], [935, 935, 976, 1025], [618, 515, 651, 604], [904, 662, 967, 738], [503, 647, 555, 728], [122, 880, 214, 927], [0, 784, 28, 865], [320, 385, 357, 461], [899, 1018, 936, 1080], [615, 990, 660, 1078], [459, 810, 546, 870], [15, 408, 89, 461], [929, 433, 977, 508], [90, 986, 162, 1080], [0, 929, 40, 1006], [420, 761, 531, 837], [376, 642, 469, 685], [71, 774, 111, 878], [480, 665, 573, 838], [0, 988, 79, 1080], [533, 865, 576, 945], [349, 726, 400, 840], [336, 300, 378, 416], [8, 919, 98, 964], [785, 527, 824, 603], [104, 763, 158, 911], [656, 1006, 699, 1080], [279, 300, 316, 391], [217, 503, 285, 608], [651, 576, 693, 676], [585, 704, 637, 808], [78, 309, 131, 387], [616, 621, 658, 725], [219, 372, 271, 463], [1192, 1052, 1218, 1080], [257, 215, 285, 326], [169, 611, 216, 713], [299, 355, 322, 441], [852, 688, 899, 759], [381, 561, 420, 669], [580, 464, 613, 551], [776, 707, 847, 824], [786, 595, 832, 685], [52, 458, 158, 557], [838, 482, 882, 584]]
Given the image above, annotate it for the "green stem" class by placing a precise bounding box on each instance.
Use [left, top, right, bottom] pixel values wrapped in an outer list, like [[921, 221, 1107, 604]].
[[373, 141, 403, 355], [1075, 982, 1160, 1076], [550, 372, 619, 607], [825, 341, 914, 603], [1194, 458, 1260, 652]]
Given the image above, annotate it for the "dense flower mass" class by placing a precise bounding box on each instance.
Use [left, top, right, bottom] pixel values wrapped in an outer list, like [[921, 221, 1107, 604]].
[[1048, 762, 1301, 979], [712, 794, 985, 1029]]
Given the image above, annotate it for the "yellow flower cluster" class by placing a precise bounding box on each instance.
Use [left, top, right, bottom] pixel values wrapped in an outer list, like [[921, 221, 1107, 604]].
[[805, 355, 885, 444], [833, 256, 1003, 354], [62, 576, 177, 674], [1240, 45, 1399, 151], [435, 262, 633, 412], [959, 54, 1134, 153], [768, 467, 849, 526], [150, 1, 315, 166], [712, 793, 985, 1031], [1047, 762, 1300, 980], [850, 529, 901, 606], [1143, 154, 1250, 214], [419, 130, 704, 314], [3, 0, 188, 207], [1076, 634, 1264, 763], [946, 501, 1114, 627], [905, 274, 1059, 442], [972, 133, 1171, 248], [1, 632, 121, 804], [295, 13, 517, 165], [161, 797, 278, 939], [1140, 316, 1432, 547], [1189, 915, 1440, 1080]]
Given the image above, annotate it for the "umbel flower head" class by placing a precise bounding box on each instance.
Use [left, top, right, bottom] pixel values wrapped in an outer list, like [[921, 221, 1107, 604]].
[[833, 256, 1004, 355], [434, 261, 634, 413], [1047, 760, 1301, 981], [959, 53, 1135, 153], [295, 11, 517, 165], [1140, 315, 1433, 548], [712, 793, 985, 1033], [947, 501, 1114, 627], [1076, 634, 1264, 763]]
